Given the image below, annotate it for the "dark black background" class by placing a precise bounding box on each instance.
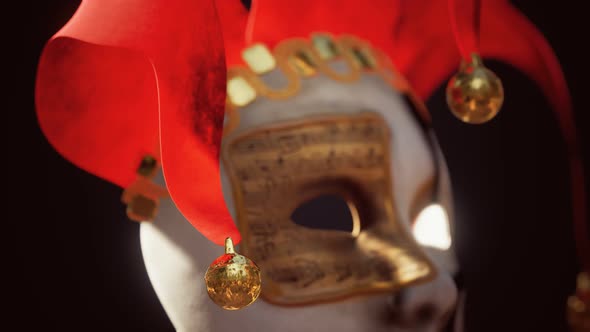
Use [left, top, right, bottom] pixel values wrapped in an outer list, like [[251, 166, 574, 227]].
[[9, 1, 589, 331]]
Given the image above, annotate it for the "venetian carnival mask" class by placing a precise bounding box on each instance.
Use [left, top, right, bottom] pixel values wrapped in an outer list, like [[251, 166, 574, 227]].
[[139, 37, 461, 329], [35, 0, 589, 331]]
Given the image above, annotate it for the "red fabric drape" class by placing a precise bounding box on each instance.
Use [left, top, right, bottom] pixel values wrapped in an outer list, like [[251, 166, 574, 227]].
[[36, 0, 240, 245]]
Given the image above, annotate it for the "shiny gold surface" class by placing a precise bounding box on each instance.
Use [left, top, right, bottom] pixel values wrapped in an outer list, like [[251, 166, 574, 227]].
[[242, 43, 276, 74], [205, 237, 262, 310], [446, 53, 504, 124], [127, 194, 157, 221], [227, 76, 257, 107], [230, 53, 301, 101], [314, 35, 362, 83], [568, 272, 590, 332], [288, 50, 318, 77], [122, 155, 169, 222], [223, 34, 418, 136], [222, 112, 434, 305], [312, 34, 339, 60], [339, 35, 377, 70]]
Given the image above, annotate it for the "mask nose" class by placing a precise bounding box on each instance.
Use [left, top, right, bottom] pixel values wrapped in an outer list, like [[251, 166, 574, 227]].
[[386, 272, 458, 330]]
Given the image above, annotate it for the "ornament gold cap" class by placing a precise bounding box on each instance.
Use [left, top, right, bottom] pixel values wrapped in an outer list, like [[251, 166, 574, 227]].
[[225, 237, 236, 254]]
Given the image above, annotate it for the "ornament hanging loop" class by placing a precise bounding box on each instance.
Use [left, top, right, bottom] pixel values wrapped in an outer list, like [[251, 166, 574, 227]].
[[466, 52, 482, 67], [225, 237, 236, 254]]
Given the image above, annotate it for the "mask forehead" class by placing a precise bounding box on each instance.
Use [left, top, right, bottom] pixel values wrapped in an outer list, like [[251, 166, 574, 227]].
[[222, 112, 435, 305]]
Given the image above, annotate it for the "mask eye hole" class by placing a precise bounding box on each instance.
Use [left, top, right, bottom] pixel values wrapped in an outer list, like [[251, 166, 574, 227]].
[[412, 204, 451, 250], [291, 194, 361, 237]]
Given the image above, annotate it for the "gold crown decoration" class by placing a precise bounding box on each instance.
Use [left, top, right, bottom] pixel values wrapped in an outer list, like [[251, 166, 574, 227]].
[[223, 33, 428, 136]]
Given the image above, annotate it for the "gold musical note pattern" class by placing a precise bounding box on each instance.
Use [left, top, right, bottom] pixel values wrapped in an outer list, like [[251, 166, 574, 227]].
[[222, 112, 434, 305]]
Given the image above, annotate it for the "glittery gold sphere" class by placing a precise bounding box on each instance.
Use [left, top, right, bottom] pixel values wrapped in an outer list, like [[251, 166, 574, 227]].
[[567, 272, 590, 332], [446, 53, 504, 124], [204, 238, 262, 310]]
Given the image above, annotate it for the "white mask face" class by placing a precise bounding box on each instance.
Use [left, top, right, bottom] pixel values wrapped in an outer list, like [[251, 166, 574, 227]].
[[140, 67, 459, 332]]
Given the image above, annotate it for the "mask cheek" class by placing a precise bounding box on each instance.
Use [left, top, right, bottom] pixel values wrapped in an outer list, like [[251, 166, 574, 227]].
[[139, 195, 219, 331]]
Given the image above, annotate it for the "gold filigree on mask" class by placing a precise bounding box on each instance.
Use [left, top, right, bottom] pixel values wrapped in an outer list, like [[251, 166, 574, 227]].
[[222, 112, 435, 305]]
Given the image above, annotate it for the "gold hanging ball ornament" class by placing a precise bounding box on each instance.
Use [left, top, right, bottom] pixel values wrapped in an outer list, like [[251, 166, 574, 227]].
[[446, 53, 504, 124], [567, 272, 590, 332], [204, 237, 262, 310]]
